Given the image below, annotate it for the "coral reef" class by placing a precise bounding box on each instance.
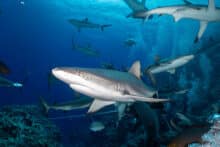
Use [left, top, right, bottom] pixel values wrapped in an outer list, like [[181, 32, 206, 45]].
[[189, 114, 220, 147], [0, 105, 62, 147]]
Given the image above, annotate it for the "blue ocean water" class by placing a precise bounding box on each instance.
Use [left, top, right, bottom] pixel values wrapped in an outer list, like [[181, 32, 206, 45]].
[[0, 0, 220, 146]]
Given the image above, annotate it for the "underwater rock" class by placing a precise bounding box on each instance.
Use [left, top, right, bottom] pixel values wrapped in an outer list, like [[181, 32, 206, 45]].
[[0, 105, 62, 147]]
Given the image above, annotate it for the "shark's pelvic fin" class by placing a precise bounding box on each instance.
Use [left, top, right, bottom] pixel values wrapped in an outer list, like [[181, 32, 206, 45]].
[[208, 0, 216, 12], [196, 21, 208, 42], [173, 13, 182, 22], [88, 99, 115, 113], [167, 69, 176, 74], [129, 60, 141, 79]]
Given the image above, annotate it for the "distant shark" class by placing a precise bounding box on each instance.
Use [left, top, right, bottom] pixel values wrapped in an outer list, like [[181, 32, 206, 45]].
[[68, 18, 112, 32], [0, 76, 23, 88], [40, 96, 92, 113], [52, 61, 169, 115], [72, 38, 100, 57], [131, 0, 220, 42], [144, 55, 194, 85]]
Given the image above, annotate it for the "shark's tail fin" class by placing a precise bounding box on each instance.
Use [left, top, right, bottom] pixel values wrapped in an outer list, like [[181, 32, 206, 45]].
[[101, 24, 112, 31], [40, 97, 50, 114]]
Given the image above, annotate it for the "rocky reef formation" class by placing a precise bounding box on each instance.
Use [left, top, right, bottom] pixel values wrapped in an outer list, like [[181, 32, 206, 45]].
[[0, 105, 62, 147]]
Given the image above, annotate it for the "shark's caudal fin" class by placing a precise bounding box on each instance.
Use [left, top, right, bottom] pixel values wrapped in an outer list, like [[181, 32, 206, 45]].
[[129, 60, 141, 79], [208, 0, 216, 12], [87, 99, 115, 113], [100, 24, 112, 31], [123, 0, 147, 11], [194, 0, 216, 43], [40, 97, 50, 114]]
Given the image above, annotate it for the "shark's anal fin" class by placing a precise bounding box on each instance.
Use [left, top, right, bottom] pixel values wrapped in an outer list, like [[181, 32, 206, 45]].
[[87, 99, 115, 113], [129, 61, 141, 79], [167, 69, 175, 74], [195, 21, 208, 43], [208, 0, 216, 12], [173, 13, 182, 22]]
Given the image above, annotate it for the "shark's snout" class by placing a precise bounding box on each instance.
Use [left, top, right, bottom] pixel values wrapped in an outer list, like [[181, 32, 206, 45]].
[[52, 67, 71, 82]]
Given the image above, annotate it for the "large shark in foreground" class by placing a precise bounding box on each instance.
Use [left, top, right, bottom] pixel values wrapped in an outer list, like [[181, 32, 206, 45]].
[[52, 61, 169, 114], [133, 0, 220, 42], [144, 55, 194, 85], [68, 18, 112, 32]]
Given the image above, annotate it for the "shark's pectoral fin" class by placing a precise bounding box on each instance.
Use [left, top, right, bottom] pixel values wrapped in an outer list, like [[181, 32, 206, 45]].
[[167, 69, 175, 74], [195, 21, 208, 43], [87, 99, 115, 113]]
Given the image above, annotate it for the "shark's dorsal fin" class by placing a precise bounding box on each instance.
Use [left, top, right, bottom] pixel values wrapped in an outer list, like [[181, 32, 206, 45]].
[[129, 61, 141, 79], [208, 0, 216, 11], [87, 99, 115, 113]]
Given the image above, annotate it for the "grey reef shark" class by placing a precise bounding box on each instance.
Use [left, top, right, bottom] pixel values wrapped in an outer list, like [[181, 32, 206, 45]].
[[68, 18, 112, 32], [127, 0, 220, 43], [52, 61, 170, 120], [144, 54, 194, 85]]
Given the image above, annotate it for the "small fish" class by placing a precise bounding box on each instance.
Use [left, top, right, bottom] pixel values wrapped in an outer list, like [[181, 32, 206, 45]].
[[124, 38, 136, 47], [90, 121, 105, 132], [0, 76, 23, 88], [0, 61, 10, 75]]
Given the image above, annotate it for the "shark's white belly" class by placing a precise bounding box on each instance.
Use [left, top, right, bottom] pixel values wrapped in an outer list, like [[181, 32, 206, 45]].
[[69, 81, 134, 102]]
